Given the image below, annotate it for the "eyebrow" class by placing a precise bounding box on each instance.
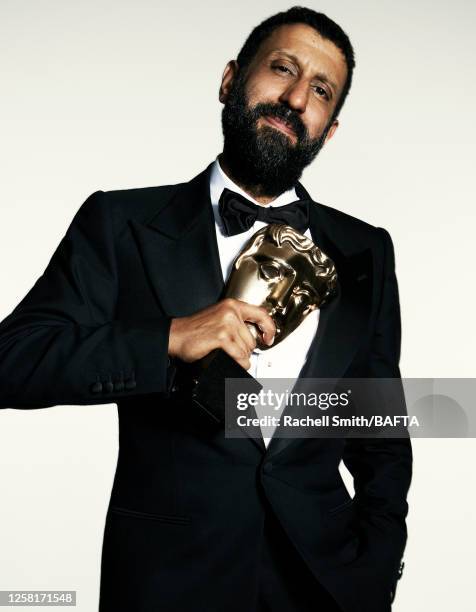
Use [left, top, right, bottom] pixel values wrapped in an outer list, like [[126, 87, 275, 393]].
[[269, 50, 338, 95]]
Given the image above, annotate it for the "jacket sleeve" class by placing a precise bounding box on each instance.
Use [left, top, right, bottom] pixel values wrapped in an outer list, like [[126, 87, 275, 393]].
[[342, 227, 413, 594], [0, 190, 172, 409]]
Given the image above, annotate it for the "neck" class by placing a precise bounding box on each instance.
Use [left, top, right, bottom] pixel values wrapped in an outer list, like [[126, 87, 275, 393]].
[[218, 152, 278, 206]]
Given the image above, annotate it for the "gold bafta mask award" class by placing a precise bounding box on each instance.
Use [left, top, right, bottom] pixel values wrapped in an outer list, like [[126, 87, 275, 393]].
[[224, 224, 338, 349], [176, 223, 338, 424]]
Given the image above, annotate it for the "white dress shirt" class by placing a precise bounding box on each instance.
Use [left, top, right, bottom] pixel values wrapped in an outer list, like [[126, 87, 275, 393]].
[[209, 156, 320, 446]]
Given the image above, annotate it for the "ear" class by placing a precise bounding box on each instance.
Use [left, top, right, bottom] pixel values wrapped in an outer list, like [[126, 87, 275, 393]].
[[219, 60, 239, 104], [324, 119, 339, 144]]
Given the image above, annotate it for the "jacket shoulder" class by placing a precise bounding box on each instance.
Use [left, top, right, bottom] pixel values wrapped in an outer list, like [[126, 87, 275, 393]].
[[100, 182, 184, 222], [316, 200, 379, 233], [313, 200, 390, 253]]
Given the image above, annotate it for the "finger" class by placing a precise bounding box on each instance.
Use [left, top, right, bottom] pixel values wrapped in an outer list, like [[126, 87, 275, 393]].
[[218, 330, 250, 363], [221, 339, 251, 370], [236, 302, 276, 346], [236, 321, 257, 354], [216, 302, 256, 353]]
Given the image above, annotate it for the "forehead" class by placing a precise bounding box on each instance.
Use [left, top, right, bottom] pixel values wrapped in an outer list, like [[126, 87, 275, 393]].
[[254, 242, 317, 273], [249, 22, 348, 95]]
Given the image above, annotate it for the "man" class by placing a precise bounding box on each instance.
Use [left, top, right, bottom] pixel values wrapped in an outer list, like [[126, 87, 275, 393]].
[[0, 7, 412, 612]]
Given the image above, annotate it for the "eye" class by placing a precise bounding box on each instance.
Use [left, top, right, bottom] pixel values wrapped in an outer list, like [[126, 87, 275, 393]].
[[272, 64, 294, 76], [292, 287, 317, 314], [292, 286, 311, 298], [260, 263, 282, 281], [313, 85, 329, 100], [292, 286, 317, 306]]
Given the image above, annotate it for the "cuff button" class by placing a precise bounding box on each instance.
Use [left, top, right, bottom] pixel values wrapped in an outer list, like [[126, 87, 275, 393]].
[[104, 381, 114, 393]]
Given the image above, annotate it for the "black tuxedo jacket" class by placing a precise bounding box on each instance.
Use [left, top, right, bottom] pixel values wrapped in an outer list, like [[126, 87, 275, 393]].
[[0, 162, 412, 612]]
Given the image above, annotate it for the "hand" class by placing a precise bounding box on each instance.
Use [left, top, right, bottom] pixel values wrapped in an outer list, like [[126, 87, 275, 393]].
[[168, 298, 275, 370]]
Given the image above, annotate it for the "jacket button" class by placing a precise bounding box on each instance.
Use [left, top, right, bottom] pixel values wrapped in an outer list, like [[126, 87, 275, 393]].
[[125, 379, 136, 390], [263, 462, 273, 475], [114, 380, 125, 392], [90, 381, 103, 393], [104, 381, 114, 393]]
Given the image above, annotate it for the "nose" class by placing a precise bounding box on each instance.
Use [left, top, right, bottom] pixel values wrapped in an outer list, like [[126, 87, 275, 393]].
[[268, 280, 295, 313], [279, 77, 309, 114]]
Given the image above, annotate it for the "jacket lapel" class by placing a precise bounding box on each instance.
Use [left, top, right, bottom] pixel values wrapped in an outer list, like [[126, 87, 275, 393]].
[[130, 163, 224, 317], [265, 181, 373, 460]]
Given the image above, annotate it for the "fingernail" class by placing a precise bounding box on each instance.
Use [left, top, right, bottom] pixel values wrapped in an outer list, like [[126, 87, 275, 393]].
[[268, 336, 274, 346]]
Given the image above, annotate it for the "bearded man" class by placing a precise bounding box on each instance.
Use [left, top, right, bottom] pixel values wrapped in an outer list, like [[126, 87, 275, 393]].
[[0, 6, 412, 612]]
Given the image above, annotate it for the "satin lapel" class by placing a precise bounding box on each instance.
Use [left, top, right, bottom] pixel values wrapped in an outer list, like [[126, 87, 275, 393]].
[[265, 185, 373, 460], [130, 163, 224, 317]]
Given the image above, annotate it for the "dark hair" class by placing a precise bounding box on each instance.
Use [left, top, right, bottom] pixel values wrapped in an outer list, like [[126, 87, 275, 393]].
[[236, 6, 355, 120]]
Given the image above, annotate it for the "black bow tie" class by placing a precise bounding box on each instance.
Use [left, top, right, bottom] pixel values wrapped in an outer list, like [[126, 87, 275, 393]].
[[218, 188, 310, 237]]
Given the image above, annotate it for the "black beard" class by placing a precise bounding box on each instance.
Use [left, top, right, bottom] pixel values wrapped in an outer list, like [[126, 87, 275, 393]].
[[221, 72, 331, 198]]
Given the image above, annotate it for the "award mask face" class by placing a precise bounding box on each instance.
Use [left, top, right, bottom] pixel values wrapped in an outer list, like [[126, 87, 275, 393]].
[[224, 224, 338, 350]]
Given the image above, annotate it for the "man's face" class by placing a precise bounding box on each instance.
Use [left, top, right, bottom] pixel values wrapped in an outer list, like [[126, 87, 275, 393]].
[[220, 23, 348, 197]]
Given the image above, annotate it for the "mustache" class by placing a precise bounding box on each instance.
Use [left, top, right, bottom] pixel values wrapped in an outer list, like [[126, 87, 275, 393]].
[[250, 103, 308, 142]]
